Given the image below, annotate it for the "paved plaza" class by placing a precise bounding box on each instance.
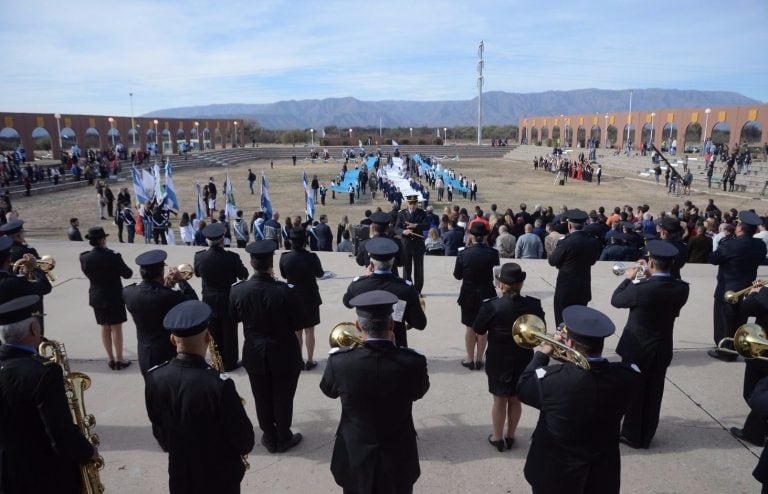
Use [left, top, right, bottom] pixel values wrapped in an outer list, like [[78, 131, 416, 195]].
[[32, 239, 767, 493]]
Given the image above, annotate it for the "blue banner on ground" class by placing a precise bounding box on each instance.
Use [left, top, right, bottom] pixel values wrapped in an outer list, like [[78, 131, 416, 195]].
[[414, 154, 469, 193]]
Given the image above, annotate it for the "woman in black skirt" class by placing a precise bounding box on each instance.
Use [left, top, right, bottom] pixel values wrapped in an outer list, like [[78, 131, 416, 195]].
[[473, 263, 544, 451], [79, 226, 133, 370]]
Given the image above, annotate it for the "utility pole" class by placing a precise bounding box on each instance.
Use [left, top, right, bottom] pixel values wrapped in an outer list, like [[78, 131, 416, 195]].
[[477, 41, 484, 145]]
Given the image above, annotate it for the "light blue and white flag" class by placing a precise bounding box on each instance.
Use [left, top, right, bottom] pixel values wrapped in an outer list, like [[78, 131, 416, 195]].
[[225, 171, 237, 219], [164, 159, 180, 211], [392, 139, 399, 147], [302, 171, 315, 220], [131, 166, 150, 204], [195, 181, 205, 220], [260, 172, 273, 221]]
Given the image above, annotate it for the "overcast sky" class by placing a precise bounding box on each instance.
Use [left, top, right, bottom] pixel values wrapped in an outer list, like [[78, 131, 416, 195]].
[[3, 0, 766, 116]]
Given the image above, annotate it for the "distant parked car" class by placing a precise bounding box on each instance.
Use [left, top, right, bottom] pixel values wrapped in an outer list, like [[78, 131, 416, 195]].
[[684, 145, 700, 154]]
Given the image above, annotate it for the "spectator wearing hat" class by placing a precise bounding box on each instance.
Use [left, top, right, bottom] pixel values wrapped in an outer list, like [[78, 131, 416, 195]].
[[356, 211, 402, 276], [320, 290, 430, 494], [517, 305, 641, 494], [145, 300, 254, 493], [123, 250, 198, 375], [193, 222, 248, 371], [548, 209, 603, 326], [68, 217, 83, 241], [0, 235, 51, 328], [708, 210, 767, 361], [230, 240, 305, 453], [658, 216, 688, 279], [280, 227, 325, 369], [79, 226, 133, 370], [0, 219, 39, 263], [395, 194, 430, 294], [730, 277, 768, 447], [473, 263, 544, 452], [343, 237, 426, 348], [611, 240, 690, 449], [454, 221, 500, 370], [0, 295, 97, 493]]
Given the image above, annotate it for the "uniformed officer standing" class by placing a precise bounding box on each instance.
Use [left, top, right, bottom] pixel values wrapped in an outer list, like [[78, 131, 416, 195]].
[[548, 209, 603, 325], [123, 250, 198, 375], [356, 211, 402, 276], [0, 295, 97, 493], [454, 222, 499, 370], [145, 300, 254, 494], [320, 290, 430, 494], [0, 235, 51, 335], [230, 240, 304, 453], [473, 263, 544, 451], [517, 305, 641, 494], [731, 279, 768, 446], [80, 226, 133, 370], [610, 240, 690, 449], [343, 237, 426, 348], [657, 216, 688, 280], [708, 210, 767, 361], [394, 195, 430, 294], [280, 228, 325, 370], [746, 376, 768, 492], [0, 219, 40, 262], [194, 222, 248, 371]]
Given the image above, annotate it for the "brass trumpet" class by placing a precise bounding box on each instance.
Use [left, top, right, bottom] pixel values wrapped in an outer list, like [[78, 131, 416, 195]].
[[12, 254, 56, 282], [717, 324, 768, 360], [329, 322, 363, 348], [164, 263, 194, 288], [512, 314, 591, 370], [724, 280, 767, 304], [611, 262, 646, 280]]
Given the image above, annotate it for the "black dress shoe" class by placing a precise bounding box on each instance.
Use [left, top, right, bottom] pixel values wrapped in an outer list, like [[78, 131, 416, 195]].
[[504, 437, 515, 449], [488, 434, 505, 452], [108, 360, 116, 370], [619, 435, 640, 449], [730, 427, 765, 446], [305, 361, 317, 371], [475, 361, 484, 371], [277, 433, 302, 453], [461, 360, 475, 370], [261, 436, 277, 453], [707, 348, 738, 362], [116, 361, 131, 370]]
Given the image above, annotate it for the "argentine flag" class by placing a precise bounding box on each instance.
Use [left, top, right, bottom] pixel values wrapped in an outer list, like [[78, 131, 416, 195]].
[[302, 171, 315, 220], [260, 172, 273, 221], [131, 166, 149, 205], [164, 159, 180, 211]]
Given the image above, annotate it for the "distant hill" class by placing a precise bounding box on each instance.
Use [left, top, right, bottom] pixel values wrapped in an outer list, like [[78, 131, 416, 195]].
[[143, 89, 761, 130]]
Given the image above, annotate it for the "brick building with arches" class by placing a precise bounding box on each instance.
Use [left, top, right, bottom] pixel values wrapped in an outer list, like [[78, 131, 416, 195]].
[[518, 104, 768, 154]]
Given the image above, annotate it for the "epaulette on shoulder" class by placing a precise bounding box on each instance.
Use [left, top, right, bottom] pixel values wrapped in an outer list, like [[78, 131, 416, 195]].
[[329, 346, 355, 355], [353, 275, 371, 282], [231, 280, 245, 287], [147, 360, 171, 373], [404, 279, 413, 286], [206, 367, 232, 381], [620, 362, 641, 374], [535, 364, 564, 379], [482, 296, 498, 304], [195, 249, 206, 255]]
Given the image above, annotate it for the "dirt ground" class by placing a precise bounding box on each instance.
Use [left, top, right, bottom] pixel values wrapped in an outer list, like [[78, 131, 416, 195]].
[[13, 153, 764, 243]]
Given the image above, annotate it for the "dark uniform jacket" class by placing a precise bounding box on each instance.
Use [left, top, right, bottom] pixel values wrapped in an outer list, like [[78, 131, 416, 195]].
[[548, 230, 603, 307], [9, 241, 39, 263], [741, 289, 768, 397], [0, 345, 94, 493], [313, 222, 334, 251], [473, 294, 544, 383], [395, 207, 429, 255], [145, 353, 255, 494], [750, 376, 768, 484], [517, 352, 641, 494], [343, 272, 427, 345], [123, 280, 198, 374], [709, 235, 767, 298], [229, 273, 304, 375], [665, 238, 688, 280], [356, 234, 403, 272], [79, 247, 133, 308], [279, 249, 324, 327], [0, 268, 52, 306], [194, 246, 248, 319], [612, 275, 690, 369], [453, 242, 499, 312], [320, 340, 429, 493]]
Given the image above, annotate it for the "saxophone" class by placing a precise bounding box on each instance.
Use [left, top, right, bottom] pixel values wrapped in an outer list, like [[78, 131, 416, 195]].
[[207, 340, 250, 470], [39, 339, 105, 494]]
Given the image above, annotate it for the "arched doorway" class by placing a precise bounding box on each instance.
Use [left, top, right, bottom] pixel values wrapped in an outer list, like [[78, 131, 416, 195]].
[[540, 127, 549, 144], [60, 127, 77, 150], [215, 128, 223, 148], [606, 125, 617, 148], [162, 129, 172, 154], [521, 127, 528, 144], [202, 128, 211, 149], [740, 121, 763, 144], [622, 124, 636, 148], [84, 128, 100, 150], [661, 123, 677, 151], [107, 128, 121, 147], [711, 122, 730, 147], [563, 126, 572, 147], [576, 126, 586, 148], [31, 127, 52, 155], [128, 128, 140, 150], [551, 126, 560, 145], [641, 123, 653, 146], [146, 128, 156, 146], [684, 122, 702, 153], [530, 127, 539, 145], [590, 125, 601, 148], [0, 128, 21, 152]]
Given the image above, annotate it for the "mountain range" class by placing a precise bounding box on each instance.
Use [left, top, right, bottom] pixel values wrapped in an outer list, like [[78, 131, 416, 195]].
[[143, 89, 762, 130]]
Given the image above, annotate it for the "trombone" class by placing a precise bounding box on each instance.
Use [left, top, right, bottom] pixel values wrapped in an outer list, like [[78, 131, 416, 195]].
[[724, 279, 767, 305], [717, 323, 768, 360], [512, 314, 591, 370]]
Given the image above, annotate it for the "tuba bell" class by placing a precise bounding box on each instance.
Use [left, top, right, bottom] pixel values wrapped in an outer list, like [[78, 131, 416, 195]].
[[717, 323, 768, 360], [512, 314, 591, 370], [329, 322, 363, 348]]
